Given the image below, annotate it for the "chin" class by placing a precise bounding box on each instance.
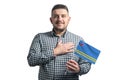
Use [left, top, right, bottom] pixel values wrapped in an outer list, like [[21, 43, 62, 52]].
[[56, 26, 64, 29], [54, 28, 65, 32]]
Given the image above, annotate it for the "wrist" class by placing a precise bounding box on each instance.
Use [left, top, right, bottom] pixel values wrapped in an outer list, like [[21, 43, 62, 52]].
[[53, 48, 58, 56]]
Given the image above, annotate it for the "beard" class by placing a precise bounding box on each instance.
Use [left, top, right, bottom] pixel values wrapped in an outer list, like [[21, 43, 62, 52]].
[[53, 27, 66, 32], [54, 27, 66, 32], [53, 21, 68, 33]]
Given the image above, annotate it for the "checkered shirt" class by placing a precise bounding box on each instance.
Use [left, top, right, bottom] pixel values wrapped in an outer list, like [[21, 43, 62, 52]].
[[27, 30, 91, 80]]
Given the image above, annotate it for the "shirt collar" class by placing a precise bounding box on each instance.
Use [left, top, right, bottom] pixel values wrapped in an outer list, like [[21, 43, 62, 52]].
[[51, 29, 68, 38]]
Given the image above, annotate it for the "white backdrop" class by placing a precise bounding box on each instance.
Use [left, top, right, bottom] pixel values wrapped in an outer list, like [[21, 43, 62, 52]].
[[0, 0, 120, 80]]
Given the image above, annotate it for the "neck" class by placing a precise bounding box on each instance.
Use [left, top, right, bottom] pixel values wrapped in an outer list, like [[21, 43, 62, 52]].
[[53, 29, 67, 37]]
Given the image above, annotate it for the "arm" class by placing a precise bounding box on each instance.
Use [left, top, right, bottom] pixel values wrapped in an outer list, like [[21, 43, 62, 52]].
[[78, 59, 91, 76], [27, 34, 55, 66]]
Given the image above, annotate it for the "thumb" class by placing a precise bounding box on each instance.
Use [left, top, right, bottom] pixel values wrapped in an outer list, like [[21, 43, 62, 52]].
[[58, 40, 62, 44]]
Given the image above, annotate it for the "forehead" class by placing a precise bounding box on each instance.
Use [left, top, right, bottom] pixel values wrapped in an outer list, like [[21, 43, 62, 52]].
[[52, 9, 68, 15]]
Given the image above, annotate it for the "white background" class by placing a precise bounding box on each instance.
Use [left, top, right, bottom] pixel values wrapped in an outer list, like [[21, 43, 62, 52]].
[[0, 0, 120, 80]]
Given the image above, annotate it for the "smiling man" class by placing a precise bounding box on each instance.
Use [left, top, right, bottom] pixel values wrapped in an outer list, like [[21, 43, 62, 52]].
[[27, 4, 91, 80]]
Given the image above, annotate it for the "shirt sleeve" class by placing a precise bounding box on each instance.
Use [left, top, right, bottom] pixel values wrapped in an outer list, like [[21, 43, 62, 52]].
[[27, 34, 55, 66], [78, 58, 91, 76], [75, 38, 91, 76]]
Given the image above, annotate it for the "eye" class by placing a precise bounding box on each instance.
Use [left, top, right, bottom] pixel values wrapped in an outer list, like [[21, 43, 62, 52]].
[[52, 15, 58, 18], [61, 15, 66, 18]]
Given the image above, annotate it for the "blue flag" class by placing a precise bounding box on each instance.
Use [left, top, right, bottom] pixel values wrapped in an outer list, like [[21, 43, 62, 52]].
[[74, 40, 101, 64]]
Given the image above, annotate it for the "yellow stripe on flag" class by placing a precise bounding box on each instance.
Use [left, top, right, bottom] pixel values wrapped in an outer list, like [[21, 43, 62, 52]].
[[75, 50, 96, 63]]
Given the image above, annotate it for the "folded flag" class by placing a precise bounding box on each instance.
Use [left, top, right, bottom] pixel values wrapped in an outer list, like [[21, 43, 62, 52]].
[[74, 40, 101, 64]]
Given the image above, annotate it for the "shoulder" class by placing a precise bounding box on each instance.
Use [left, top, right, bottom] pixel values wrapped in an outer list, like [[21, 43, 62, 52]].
[[67, 31, 84, 40], [35, 31, 51, 37], [33, 31, 52, 39]]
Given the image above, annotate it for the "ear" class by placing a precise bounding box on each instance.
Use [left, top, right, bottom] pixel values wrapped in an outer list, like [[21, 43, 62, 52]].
[[68, 17, 71, 22], [50, 17, 52, 23]]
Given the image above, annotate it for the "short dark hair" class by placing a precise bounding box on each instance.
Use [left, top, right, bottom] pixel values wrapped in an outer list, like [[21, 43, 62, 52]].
[[51, 4, 69, 13]]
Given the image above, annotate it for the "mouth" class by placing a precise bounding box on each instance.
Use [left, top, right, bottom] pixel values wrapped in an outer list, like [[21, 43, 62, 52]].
[[56, 21, 64, 24], [56, 23, 63, 26], [56, 23, 64, 26]]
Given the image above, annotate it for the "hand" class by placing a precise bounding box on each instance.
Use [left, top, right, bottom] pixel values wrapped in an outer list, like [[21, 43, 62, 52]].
[[66, 60, 80, 73], [53, 40, 75, 56]]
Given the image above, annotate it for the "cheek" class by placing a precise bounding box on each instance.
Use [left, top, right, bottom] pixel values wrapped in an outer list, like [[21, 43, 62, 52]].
[[51, 20, 55, 24], [65, 18, 70, 22], [50, 18, 55, 23], [52, 19, 57, 23], [65, 20, 70, 24]]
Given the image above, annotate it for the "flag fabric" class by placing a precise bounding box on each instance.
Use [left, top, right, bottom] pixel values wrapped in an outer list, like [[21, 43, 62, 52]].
[[74, 40, 101, 64]]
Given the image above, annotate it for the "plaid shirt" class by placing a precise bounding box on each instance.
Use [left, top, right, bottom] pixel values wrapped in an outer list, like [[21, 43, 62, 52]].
[[27, 30, 91, 80]]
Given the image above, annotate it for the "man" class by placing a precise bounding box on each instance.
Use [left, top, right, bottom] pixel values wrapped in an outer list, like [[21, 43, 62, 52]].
[[27, 4, 91, 80]]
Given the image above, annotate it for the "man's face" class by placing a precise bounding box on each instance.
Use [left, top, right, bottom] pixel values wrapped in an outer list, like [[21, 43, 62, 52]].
[[50, 9, 71, 32]]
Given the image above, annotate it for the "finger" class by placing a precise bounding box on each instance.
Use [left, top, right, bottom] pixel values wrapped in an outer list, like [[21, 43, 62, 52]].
[[66, 61, 76, 68], [66, 44, 75, 50], [66, 42, 74, 44], [66, 60, 79, 72], [67, 61, 76, 65], [66, 64, 80, 73], [68, 60, 78, 65], [66, 42, 75, 46], [67, 49, 74, 53], [66, 60, 79, 69], [69, 46, 75, 49], [69, 43, 75, 47], [66, 64, 76, 71]]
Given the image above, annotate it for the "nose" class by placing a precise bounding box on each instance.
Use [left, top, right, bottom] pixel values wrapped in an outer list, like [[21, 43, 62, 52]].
[[58, 16, 62, 21]]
